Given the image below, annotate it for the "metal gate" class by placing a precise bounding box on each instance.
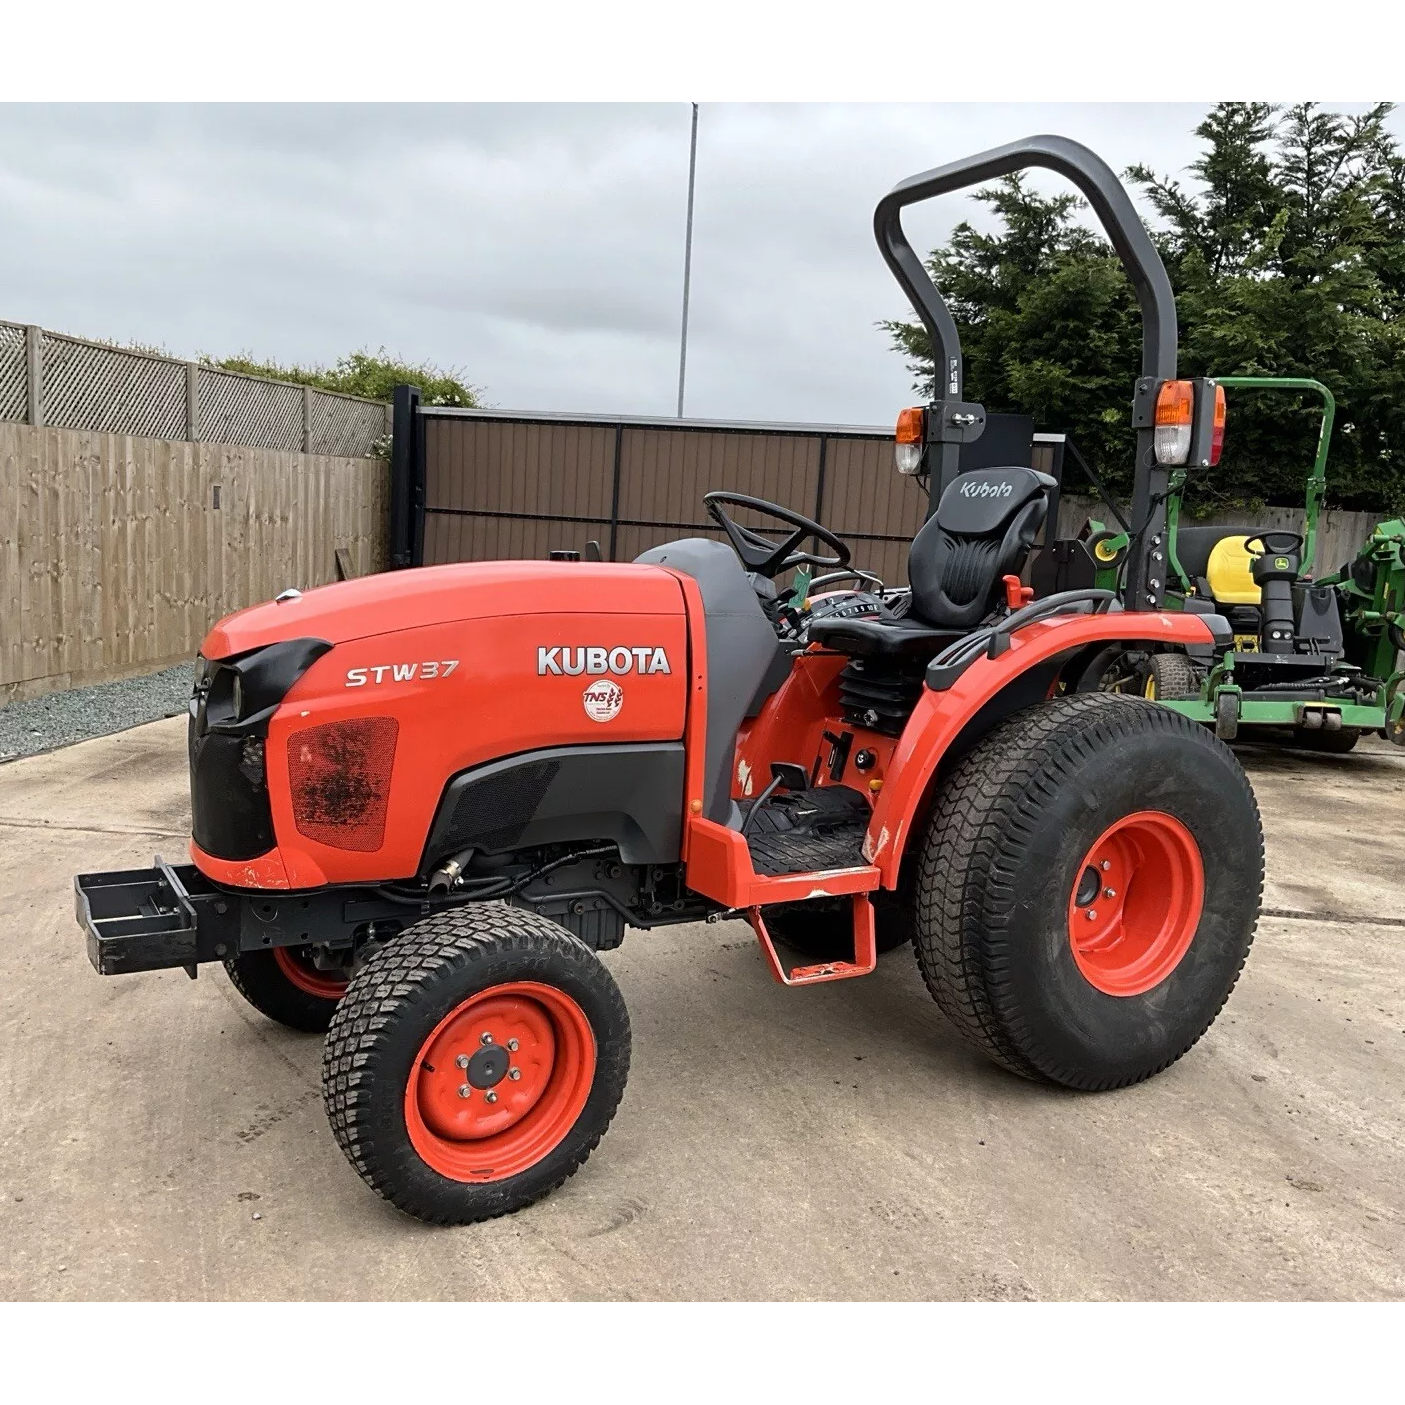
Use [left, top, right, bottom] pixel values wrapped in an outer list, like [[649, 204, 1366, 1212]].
[[389, 392, 1062, 588]]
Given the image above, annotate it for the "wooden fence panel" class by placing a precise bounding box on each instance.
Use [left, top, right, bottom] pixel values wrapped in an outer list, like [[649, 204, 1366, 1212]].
[[0, 422, 389, 703]]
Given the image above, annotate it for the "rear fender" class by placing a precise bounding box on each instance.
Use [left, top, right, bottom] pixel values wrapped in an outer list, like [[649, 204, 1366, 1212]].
[[864, 612, 1219, 885]]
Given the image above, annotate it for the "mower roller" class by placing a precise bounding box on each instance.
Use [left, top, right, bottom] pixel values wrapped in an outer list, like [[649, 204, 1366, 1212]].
[[75, 136, 1264, 1226]]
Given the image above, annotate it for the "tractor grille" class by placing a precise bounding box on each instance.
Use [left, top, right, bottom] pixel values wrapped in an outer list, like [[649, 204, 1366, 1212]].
[[837, 659, 925, 737], [287, 717, 399, 852]]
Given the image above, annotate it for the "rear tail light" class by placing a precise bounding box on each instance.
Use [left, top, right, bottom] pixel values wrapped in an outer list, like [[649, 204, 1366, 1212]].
[[288, 717, 399, 852], [895, 406, 926, 475], [1154, 380, 1194, 465], [1209, 382, 1227, 466]]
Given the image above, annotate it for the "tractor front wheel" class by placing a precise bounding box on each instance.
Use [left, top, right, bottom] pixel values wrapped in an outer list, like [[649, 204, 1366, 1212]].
[[223, 946, 349, 1033], [322, 905, 629, 1225], [912, 693, 1262, 1089]]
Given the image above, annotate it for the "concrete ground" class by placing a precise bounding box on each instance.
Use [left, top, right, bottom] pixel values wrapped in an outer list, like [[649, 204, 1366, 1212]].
[[1, 718, 1402, 1301]]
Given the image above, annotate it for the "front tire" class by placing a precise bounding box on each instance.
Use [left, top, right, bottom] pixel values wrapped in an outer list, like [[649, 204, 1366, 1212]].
[[912, 693, 1262, 1089], [322, 905, 629, 1225], [224, 946, 348, 1033]]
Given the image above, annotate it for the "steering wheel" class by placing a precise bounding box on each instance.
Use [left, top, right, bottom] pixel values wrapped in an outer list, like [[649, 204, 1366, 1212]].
[[703, 491, 850, 578], [1244, 531, 1304, 556]]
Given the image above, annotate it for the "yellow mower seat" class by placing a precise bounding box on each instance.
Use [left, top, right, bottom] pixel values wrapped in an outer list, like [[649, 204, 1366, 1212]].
[[1205, 535, 1262, 605]]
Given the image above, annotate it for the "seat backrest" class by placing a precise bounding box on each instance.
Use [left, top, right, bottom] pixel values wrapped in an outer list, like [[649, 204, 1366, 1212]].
[[1205, 535, 1262, 605], [908, 467, 1054, 630], [1172, 524, 1258, 580]]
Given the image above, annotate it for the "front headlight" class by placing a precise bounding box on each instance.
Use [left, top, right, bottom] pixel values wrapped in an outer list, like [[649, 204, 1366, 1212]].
[[231, 671, 244, 720]]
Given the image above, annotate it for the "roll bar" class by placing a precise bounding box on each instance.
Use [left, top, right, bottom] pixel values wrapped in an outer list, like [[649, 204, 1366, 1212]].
[[875, 135, 1180, 611], [874, 134, 1178, 394]]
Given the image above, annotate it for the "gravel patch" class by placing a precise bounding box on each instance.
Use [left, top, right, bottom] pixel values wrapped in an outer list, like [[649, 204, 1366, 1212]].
[[0, 663, 194, 762]]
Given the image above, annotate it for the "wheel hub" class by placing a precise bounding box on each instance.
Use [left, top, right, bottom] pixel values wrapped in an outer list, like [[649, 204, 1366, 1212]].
[[273, 945, 349, 1000], [465, 1042, 510, 1089], [1067, 810, 1205, 997], [403, 983, 596, 1183]]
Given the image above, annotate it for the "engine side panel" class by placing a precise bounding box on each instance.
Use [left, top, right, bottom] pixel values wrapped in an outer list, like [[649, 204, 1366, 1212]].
[[195, 589, 691, 888]]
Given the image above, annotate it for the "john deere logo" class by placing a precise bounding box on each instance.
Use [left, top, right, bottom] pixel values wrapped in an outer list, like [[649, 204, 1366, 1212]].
[[1274, 556, 1291, 570]]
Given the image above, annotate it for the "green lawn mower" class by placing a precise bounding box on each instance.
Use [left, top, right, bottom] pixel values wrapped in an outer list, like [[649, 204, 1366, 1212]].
[[1082, 377, 1405, 753]]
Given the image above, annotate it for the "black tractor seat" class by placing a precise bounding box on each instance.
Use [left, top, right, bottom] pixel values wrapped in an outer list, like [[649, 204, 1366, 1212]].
[[807, 614, 962, 658], [809, 465, 1056, 658]]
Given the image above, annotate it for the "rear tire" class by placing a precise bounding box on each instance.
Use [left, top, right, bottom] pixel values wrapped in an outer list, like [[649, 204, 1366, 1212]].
[[322, 905, 629, 1225], [912, 693, 1262, 1089], [1142, 652, 1201, 700], [224, 947, 348, 1033], [1292, 726, 1360, 753]]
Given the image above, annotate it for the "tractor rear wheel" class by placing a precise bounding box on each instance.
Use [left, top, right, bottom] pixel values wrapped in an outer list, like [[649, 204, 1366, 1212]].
[[224, 947, 349, 1033], [1142, 651, 1201, 700], [912, 693, 1261, 1089], [1292, 726, 1360, 753], [322, 904, 629, 1225]]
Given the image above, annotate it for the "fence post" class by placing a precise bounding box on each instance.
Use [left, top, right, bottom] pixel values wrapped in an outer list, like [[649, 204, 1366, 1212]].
[[302, 385, 313, 453], [25, 325, 42, 427], [185, 363, 200, 441]]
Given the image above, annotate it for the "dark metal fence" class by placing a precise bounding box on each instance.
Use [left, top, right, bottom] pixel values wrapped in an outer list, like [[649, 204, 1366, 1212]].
[[390, 396, 1064, 587]]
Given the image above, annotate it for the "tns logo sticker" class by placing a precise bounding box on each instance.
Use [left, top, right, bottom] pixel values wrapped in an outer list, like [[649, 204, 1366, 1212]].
[[537, 646, 671, 676], [583, 679, 623, 723], [959, 479, 1014, 499]]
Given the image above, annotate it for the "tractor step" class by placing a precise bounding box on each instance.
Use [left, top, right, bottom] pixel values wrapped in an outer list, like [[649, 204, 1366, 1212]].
[[684, 792, 880, 912], [744, 784, 869, 877], [748, 895, 877, 986]]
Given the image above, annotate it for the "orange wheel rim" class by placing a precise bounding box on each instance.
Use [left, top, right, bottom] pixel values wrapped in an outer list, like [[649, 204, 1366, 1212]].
[[1067, 810, 1205, 997], [273, 946, 349, 1000], [403, 982, 596, 1183]]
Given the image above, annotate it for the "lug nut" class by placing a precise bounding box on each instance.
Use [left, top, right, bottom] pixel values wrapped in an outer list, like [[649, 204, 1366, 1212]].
[[1086, 909, 1098, 921], [1100, 860, 1111, 871], [485, 1091, 498, 1104], [508, 1068, 521, 1081], [480, 1032, 494, 1046], [1103, 887, 1117, 899], [455, 1054, 470, 1069], [457, 1085, 472, 1099], [507, 1039, 519, 1052]]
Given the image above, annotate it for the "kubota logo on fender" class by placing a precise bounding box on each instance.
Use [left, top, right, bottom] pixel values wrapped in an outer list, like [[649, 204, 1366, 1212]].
[[538, 646, 671, 676], [959, 479, 1014, 499], [345, 661, 459, 686]]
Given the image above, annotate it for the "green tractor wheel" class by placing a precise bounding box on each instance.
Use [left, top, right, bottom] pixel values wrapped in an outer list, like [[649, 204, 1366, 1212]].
[[1142, 653, 1202, 701]]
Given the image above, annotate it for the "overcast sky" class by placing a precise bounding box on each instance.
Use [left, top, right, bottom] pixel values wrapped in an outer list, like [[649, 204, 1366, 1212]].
[[2, 103, 1400, 427]]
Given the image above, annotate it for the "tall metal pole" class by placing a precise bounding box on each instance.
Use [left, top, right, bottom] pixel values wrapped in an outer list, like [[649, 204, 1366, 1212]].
[[676, 102, 699, 419]]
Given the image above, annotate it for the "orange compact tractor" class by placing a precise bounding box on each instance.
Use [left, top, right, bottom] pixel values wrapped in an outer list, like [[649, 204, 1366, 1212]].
[[76, 138, 1263, 1225]]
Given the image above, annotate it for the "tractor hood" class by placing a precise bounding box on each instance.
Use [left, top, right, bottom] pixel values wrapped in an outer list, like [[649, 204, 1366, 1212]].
[[200, 560, 686, 660]]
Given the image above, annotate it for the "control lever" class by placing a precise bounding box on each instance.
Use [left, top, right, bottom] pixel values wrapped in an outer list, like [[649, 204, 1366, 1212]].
[[1002, 574, 1035, 609]]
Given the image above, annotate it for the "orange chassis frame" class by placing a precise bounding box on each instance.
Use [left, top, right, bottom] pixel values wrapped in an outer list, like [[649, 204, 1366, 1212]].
[[670, 569, 1218, 986]]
